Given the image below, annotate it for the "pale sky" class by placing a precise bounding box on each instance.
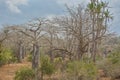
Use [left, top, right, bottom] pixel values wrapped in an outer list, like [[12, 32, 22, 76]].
[[0, 0, 120, 35]]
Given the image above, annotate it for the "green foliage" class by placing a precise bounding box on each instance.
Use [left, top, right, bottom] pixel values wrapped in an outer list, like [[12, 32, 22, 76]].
[[40, 55, 55, 76], [87, 0, 113, 21], [0, 48, 17, 66], [108, 52, 120, 64], [14, 67, 35, 80], [87, 2, 95, 10], [66, 61, 98, 80]]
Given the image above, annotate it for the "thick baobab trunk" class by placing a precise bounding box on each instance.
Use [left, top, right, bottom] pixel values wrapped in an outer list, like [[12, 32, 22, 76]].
[[22, 46, 26, 59], [92, 41, 97, 62], [32, 43, 40, 80], [49, 50, 54, 62], [49, 34, 54, 62], [76, 40, 84, 60], [18, 44, 23, 62], [18, 42, 24, 62], [32, 43, 40, 69]]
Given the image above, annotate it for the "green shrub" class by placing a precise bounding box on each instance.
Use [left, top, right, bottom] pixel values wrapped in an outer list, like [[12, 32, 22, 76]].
[[40, 55, 55, 76], [108, 52, 120, 64], [39, 55, 55, 80], [66, 61, 98, 80], [0, 49, 17, 66], [14, 67, 35, 80]]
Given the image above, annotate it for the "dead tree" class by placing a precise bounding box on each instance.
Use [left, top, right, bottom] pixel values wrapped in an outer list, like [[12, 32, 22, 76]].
[[10, 18, 46, 69], [6, 26, 27, 62], [55, 5, 93, 60], [43, 20, 62, 62]]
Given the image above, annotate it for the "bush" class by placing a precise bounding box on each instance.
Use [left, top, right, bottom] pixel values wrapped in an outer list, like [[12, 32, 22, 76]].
[[14, 67, 35, 80], [40, 55, 55, 76], [0, 49, 17, 66], [98, 52, 120, 79], [66, 61, 98, 80], [108, 51, 120, 64], [39, 55, 55, 80]]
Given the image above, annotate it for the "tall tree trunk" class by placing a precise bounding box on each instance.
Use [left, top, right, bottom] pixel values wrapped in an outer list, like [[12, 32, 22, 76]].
[[76, 40, 84, 60], [18, 42, 23, 62], [32, 43, 40, 69], [32, 43, 40, 80], [49, 48, 54, 62]]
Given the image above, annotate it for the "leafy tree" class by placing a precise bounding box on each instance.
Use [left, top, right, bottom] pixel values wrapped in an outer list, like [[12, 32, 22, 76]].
[[87, 0, 113, 62]]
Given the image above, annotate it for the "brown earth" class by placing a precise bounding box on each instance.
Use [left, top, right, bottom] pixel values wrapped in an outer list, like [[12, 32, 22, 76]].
[[0, 62, 31, 80]]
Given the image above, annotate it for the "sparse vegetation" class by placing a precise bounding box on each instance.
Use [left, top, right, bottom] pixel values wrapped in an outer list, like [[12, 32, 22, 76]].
[[0, 0, 120, 80], [66, 61, 98, 80], [98, 52, 120, 79]]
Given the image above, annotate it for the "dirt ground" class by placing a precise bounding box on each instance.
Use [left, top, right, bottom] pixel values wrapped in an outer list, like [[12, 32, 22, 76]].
[[0, 62, 31, 80]]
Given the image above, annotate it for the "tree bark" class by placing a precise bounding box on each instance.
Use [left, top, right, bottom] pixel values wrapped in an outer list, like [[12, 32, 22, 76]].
[[32, 43, 40, 69]]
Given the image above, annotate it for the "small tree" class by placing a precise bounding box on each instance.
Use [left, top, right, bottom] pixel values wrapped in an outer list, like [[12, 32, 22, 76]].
[[40, 55, 55, 80]]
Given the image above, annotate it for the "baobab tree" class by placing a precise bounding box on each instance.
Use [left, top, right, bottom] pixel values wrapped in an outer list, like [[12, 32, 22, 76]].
[[55, 5, 93, 60], [5, 25, 28, 62], [44, 21, 59, 62], [10, 18, 46, 69]]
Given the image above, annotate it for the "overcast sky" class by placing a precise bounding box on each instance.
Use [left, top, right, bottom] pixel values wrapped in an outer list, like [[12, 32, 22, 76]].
[[0, 0, 120, 35]]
